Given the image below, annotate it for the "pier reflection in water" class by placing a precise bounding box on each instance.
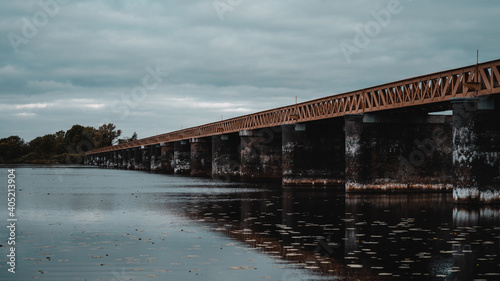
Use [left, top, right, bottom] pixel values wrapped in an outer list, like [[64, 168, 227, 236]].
[[168, 187, 500, 280], [3, 166, 499, 281]]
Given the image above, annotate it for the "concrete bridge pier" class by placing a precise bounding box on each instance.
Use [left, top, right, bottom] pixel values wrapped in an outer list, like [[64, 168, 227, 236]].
[[150, 145, 162, 171], [116, 150, 123, 168], [106, 152, 112, 168], [125, 148, 134, 170], [100, 153, 105, 167], [121, 149, 128, 169], [100, 153, 106, 167], [190, 137, 212, 177], [345, 114, 366, 191], [174, 140, 191, 174], [133, 147, 142, 170], [160, 142, 174, 174], [345, 113, 453, 192], [212, 133, 241, 182], [452, 96, 500, 204], [139, 146, 150, 171], [239, 128, 282, 182], [282, 120, 345, 186]]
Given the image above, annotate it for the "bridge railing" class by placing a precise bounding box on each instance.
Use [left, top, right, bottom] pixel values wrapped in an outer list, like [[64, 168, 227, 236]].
[[86, 59, 500, 155]]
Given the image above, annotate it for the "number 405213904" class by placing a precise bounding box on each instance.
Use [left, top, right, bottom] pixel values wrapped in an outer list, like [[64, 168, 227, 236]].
[[7, 169, 16, 216]]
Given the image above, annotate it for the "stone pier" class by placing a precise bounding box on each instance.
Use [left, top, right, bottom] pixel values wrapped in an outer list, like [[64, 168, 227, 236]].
[[133, 148, 142, 170], [240, 128, 282, 182], [282, 119, 344, 186], [160, 142, 174, 173], [174, 140, 191, 174], [150, 145, 162, 171], [452, 96, 500, 203], [212, 133, 241, 181], [190, 137, 212, 177], [345, 113, 453, 192]]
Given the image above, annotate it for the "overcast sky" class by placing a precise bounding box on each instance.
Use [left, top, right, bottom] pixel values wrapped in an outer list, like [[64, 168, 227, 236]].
[[1, 0, 499, 142]]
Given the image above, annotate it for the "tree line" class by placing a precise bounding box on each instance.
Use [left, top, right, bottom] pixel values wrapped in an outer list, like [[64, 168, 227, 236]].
[[0, 123, 137, 164]]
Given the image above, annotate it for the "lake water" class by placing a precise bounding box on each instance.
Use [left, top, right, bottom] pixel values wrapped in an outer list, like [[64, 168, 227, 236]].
[[0, 165, 499, 281]]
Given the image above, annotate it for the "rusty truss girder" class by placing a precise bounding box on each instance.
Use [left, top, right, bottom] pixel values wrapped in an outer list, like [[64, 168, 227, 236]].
[[86, 59, 500, 155]]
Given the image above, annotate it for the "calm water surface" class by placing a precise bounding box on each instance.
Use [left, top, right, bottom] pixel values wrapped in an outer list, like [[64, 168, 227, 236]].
[[0, 165, 499, 281]]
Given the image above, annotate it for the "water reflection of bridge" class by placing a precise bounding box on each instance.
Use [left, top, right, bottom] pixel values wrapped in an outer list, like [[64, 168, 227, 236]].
[[167, 188, 500, 280]]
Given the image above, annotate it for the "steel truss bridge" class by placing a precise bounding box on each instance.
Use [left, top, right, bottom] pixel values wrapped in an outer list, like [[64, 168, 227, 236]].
[[86, 59, 500, 155]]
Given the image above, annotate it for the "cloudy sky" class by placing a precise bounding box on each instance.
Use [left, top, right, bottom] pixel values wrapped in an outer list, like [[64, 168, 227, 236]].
[[1, 0, 499, 142]]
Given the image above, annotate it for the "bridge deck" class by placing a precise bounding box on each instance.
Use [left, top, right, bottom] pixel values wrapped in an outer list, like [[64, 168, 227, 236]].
[[86, 59, 500, 155]]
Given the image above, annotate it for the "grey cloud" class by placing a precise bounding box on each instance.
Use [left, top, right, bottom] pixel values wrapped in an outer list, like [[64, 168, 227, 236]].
[[1, 0, 499, 141]]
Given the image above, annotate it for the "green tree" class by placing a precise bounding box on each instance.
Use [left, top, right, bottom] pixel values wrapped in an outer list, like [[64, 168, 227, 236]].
[[54, 130, 66, 154], [94, 123, 122, 148], [118, 132, 138, 144], [0, 136, 27, 162], [29, 134, 59, 156], [64, 125, 97, 154]]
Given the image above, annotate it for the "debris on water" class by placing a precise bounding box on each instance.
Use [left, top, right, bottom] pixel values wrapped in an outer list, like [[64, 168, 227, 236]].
[[229, 266, 257, 270]]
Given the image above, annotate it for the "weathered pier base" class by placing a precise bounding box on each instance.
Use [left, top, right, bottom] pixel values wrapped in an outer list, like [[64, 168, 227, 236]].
[[150, 145, 162, 171], [282, 120, 344, 186], [126, 149, 134, 169], [133, 147, 142, 170], [212, 133, 241, 181], [139, 146, 150, 171], [240, 128, 282, 182], [174, 140, 191, 174], [452, 96, 500, 204], [160, 142, 174, 173], [115, 150, 123, 169], [345, 113, 453, 192], [190, 137, 212, 177]]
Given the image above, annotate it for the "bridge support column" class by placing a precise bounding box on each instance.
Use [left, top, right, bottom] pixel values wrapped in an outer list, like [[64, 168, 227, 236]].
[[100, 153, 106, 166], [116, 150, 123, 168], [174, 140, 191, 174], [121, 149, 128, 169], [126, 149, 134, 169], [133, 148, 142, 170], [212, 133, 241, 181], [452, 96, 500, 203], [345, 115, 367, 190], [282, 120, 345, 186], [106, 152, 112, 168], [190, 137, 212, 177], [141, 146, 151, 171], [345, 113, 453, 192], [150, 145, 162, 171], [161, 143, 174, 173], [239, 128, 282, 182]]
